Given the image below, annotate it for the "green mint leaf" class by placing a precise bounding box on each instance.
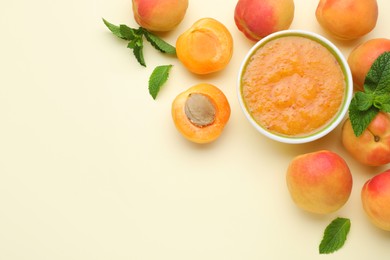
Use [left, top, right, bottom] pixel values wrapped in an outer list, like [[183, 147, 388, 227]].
[[348, 52, 390, 137], [364, 52, 390, 95], [381, 103, 390, 112], [127, 41, 136, 49], [354, 92, 373, 111], [129, 40, 146, 67], [119, 24, 138, 40], [148, 65, 173, 99], [102, 18, 125, 39], [349, 97, 379, 136], [373, 94, 390, 112], [319, 217, 351, 254], [142, 29, 176, 55]]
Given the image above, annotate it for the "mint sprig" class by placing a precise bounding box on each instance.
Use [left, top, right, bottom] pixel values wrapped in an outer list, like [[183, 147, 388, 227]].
[[349, 52, 390, 136], [319, 217, 351, 254], [102, 18, 176, 67]]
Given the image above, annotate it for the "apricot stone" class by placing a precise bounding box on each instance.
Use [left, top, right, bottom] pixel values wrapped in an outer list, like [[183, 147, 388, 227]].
[[348, 38, 390, 91], [176, 18, 233, 75], [132, 0, 188, 32], [362, 169, 390, 231], [234, 0, 295, 41], [316, 0, 378, 41], [286, 150, 353, 214], [171, 83, 230, 144]]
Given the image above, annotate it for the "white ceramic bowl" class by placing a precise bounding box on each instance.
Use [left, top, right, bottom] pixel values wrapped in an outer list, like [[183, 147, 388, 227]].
[[237, 30, 353, 144]]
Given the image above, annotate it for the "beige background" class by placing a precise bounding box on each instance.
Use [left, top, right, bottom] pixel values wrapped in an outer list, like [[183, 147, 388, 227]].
[[1, 0, 390, 259]]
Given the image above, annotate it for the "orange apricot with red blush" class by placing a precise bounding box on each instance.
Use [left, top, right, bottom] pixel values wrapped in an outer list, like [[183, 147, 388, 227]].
[[176, 18, 233, 75], [172, 83, 231, 144]]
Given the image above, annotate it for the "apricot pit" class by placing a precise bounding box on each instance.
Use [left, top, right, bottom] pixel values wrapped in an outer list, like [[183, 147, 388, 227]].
[[172, 83, 230, 144], [185, 93, 216, 127]]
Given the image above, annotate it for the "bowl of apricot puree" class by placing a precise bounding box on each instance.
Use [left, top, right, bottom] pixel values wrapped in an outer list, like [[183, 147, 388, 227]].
[[237, 30, 353, 144]]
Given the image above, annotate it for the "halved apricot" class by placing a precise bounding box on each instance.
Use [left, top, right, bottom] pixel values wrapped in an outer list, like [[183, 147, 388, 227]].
[[172, 83, 231, 143], [176, 18, 233, 74]]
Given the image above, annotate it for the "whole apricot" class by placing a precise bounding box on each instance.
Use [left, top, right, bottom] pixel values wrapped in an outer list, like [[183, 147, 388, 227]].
[[234, 0, 295, 41], [348, 38, 390, 91], [361, 169, 390, 231], [132, 0, 188, 32], [341, 112, 390, 166], [176, 18, 233, 75], [316, 0, 378, 41], [171, 83, 231, 144], [286, 150, 353, 214]]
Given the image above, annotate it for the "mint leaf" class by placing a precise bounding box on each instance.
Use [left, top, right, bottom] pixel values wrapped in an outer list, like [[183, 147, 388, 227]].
[[349, 52, 390, 136], [354, 92, 373, 111], [148, 65, 173, 99], [102, 18, 125, 39], [319, 217, 351, 254], [381, 103, 390, 112], [119, 24, 138, 40], [143, 29, 176, 55], [373, 94, 390, 112], [364, 52, 390, 95], [129, 40, 146, 67], [349, 97, 379, 136]]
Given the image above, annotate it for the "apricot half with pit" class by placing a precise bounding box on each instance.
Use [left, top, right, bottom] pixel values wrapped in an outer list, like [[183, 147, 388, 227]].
[[171, 83, 231, 144], [176, 18, 233, 75]]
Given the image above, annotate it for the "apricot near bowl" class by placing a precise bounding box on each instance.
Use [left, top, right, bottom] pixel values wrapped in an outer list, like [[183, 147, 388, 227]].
[[237, 30, 353, 144]]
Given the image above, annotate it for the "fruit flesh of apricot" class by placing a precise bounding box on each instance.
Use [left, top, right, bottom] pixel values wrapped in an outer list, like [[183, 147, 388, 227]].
[[176, 18, 233, 75]]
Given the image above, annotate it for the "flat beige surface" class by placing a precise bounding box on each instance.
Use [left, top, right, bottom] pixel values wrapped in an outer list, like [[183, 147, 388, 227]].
[[1, 0, 390, 259]]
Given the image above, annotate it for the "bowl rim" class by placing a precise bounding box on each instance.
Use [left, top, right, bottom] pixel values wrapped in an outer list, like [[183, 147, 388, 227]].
[[237, 29, 353, 144]]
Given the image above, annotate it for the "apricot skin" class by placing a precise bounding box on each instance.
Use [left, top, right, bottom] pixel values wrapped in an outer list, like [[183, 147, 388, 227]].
[[362, 170, 390, 231], [234, 0, 294, 41], [132, 0, 188, 32], [348, 38, 390, 91], [316, 0, 378, 41], [341, 112, 390, 166], [176, 18, 233, 75], [172, 83, 231, 144], [286, 150, 353, 214]]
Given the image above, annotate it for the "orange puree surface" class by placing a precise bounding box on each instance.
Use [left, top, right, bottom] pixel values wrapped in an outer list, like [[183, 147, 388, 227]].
[[241, 36, 346, 137]]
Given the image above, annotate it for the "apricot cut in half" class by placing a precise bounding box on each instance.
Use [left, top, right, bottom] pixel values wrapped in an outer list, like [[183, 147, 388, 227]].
[[176, 18, 233, 74], [172, 83, 231, 144]]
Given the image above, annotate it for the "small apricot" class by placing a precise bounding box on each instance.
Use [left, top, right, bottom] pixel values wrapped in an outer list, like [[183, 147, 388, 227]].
[[348, 38, 390, 91], [234, 0, 295, 41], [361, 169, 390, 231], [132, 0, 188, 32], [171, 83, 231, 144], [316, 0, 378, 41], [286, 150, 353, 214], [176, 18, 233, 75]]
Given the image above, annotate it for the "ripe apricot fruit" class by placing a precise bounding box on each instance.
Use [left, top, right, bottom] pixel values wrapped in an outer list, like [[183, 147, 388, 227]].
[[132, 0, 188, 32], [316, 0, 378, 41], [176, 18, 233, 75], [234, 0, 295, 41], [341, 112, 390, 166], [286, 150, 353, 214], [348, 38, 390, 91], [171, 83, 231, 144], [361, 169, 390, 231]]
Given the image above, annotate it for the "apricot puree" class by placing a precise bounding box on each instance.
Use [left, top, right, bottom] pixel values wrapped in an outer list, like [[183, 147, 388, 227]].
[[241, 36, 346, 136]]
